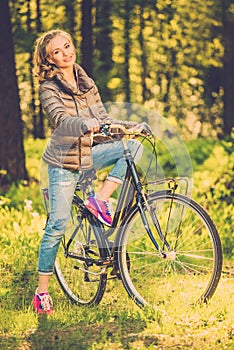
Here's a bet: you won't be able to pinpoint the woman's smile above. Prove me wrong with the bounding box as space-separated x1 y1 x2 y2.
63 55 73 62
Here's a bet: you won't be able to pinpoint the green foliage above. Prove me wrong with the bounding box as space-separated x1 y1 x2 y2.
193 136 234 258
24 137 47 180
186 138 217 170
0 191 45 311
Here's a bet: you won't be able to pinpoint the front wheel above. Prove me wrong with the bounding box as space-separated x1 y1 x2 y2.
118 192 222 308
54 201 107 306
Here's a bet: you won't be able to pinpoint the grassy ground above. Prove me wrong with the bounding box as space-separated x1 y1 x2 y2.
0 267 233 349
0 138 233 349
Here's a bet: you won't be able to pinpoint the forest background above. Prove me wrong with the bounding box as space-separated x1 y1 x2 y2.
0 0 233 183
0 0 233 349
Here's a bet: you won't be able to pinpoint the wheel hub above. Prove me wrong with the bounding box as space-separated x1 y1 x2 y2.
164 251 177 260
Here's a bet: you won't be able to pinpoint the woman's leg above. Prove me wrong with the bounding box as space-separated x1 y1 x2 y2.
38 166 77 292
97 180 119 201
38 275 50 294
85 139 143 226
92 139 143 194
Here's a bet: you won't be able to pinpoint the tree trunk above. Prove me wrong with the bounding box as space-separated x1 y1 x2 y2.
36 0 45 139
123 0 131 102
26 0 38 139
139 4 150 102
223 3 234 135
0 0 28 188
81 0 93 76
63 0 77 45
95 0 113 101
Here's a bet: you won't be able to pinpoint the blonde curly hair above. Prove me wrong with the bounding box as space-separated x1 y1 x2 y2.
33 29 74 83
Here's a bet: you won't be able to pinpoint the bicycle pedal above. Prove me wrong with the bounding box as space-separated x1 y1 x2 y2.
109 267 121 279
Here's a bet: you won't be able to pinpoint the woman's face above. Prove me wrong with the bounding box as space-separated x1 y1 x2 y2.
47 35 76 69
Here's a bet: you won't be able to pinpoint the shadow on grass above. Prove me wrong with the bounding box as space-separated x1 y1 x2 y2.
26 314 147 350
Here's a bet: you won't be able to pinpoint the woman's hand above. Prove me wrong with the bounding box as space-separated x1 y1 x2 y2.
129 122 153 135
82 119 100 134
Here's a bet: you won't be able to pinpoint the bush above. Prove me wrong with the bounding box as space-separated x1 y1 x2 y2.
193 138 234 258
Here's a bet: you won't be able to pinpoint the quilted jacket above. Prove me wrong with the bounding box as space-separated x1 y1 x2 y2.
40 64 137 170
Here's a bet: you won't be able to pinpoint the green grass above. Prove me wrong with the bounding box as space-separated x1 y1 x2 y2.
0 137 233 349
0 272 233 349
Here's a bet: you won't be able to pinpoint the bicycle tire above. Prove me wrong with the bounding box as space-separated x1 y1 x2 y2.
54 200 107 306
117 192 222 308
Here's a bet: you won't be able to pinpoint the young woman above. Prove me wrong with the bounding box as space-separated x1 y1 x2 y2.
32 29 144 314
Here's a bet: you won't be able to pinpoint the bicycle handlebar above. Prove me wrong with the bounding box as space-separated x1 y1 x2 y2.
97 123 154 139
81 121 154 139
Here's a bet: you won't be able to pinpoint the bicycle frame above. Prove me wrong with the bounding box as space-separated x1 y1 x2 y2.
68 129 174 264
106 136 172 255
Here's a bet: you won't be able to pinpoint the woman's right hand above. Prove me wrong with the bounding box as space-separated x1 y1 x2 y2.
82 119 100 134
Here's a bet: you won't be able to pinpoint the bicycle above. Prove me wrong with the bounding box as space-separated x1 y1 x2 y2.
45 123 222 309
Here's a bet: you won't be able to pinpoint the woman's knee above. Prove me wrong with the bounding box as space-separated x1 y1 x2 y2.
46 216 69 234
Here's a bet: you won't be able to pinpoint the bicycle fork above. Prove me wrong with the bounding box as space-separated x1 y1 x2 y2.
123 143 171 257
137 194 171 257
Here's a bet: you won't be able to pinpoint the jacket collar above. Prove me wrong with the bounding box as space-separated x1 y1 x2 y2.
55 63 94 95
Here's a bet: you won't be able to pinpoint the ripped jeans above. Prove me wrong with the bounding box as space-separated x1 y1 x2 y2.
38 139 143 274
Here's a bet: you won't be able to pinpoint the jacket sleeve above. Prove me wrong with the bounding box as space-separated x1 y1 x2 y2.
40 82 88 137
89 86 139 129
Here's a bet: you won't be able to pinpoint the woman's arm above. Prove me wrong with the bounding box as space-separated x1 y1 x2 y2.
40 81 89 137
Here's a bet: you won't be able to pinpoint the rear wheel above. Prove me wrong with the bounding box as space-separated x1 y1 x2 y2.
54 201 107 306
118 192 222 308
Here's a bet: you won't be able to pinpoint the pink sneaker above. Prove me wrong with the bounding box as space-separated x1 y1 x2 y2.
32 289 53 315
84 195 113 226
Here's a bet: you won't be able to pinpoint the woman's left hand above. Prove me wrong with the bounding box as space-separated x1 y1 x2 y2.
129 122 153 135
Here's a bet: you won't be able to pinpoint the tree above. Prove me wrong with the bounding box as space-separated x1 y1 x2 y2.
63 0 77 44
26 0 45 139
10 0 45 139
81 0 93 76
94 0 113 101
122 0 132 102
222 0 234 135
0 0 28 188
138 2 150 102
35 0 45 139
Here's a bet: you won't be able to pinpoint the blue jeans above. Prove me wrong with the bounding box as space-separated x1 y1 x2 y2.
38 139 143 274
